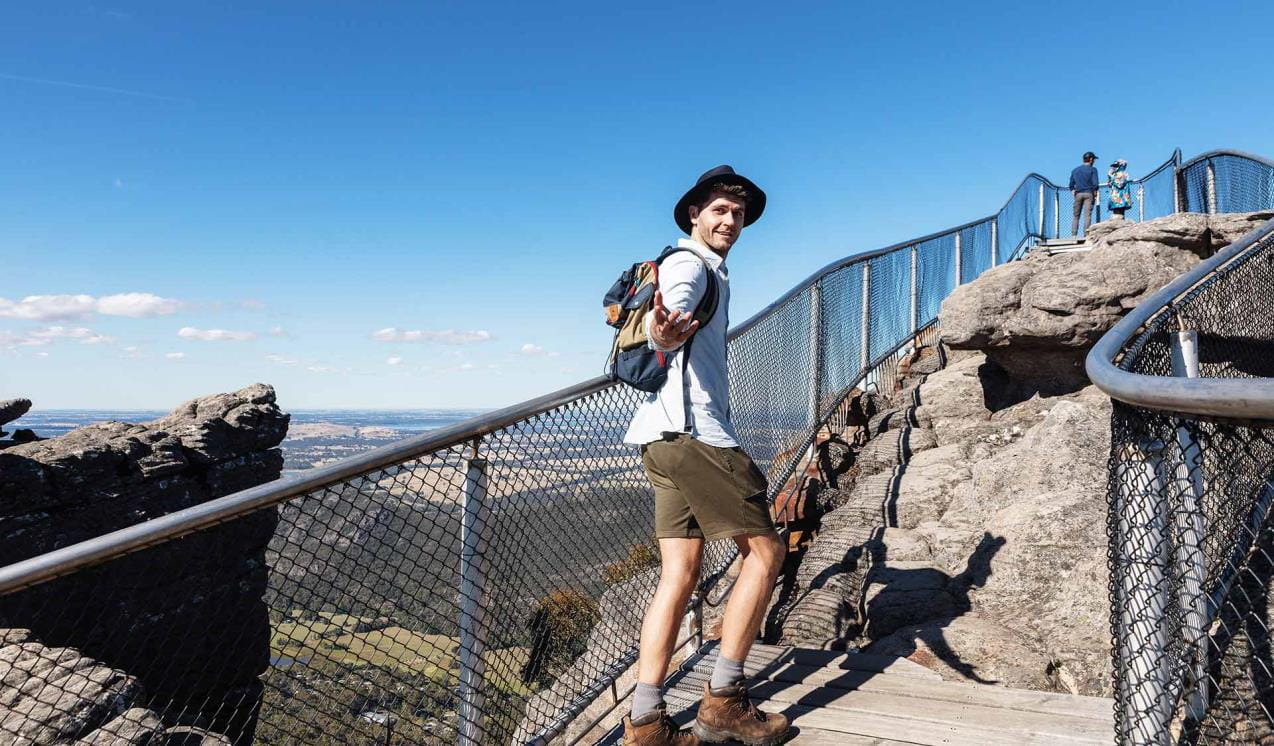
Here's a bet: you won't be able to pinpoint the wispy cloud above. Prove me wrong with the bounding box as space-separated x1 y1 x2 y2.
267 325 287 337
519 343 561 357
371 328 492 345
96 293 182 318
0 292 182 321
265 354 298 365
165 352 186 360
178 326 257 342
30 326 115 344
0 72 188 103
386 355 403 366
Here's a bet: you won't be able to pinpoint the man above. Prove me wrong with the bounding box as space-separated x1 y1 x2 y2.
621 166 790 746
1070 151 1100 237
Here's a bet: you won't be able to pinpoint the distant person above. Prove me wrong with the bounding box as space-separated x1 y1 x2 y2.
621 166 790 746
1070 151 1100 237
1108 159 1132 220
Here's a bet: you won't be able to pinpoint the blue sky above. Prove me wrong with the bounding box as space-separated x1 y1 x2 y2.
3 1 1271 409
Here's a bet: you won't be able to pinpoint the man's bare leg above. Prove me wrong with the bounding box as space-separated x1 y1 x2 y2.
717 531 785 671
635 537 705 692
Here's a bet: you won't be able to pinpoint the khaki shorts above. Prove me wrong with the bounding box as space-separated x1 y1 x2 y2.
640 433 776 541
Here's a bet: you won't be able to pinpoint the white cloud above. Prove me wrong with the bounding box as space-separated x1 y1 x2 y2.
0 331 50 348
97 292 182 317
0 292 182 321
178 326 257 342
0 295 96 321
265 354 298 365
165 352 185 360
519 342 561 357
12 326 114 345
121 345 143 358
267 325 287 337
371 328 492 345
34 351 49 358
307 365 337 373
459 362 476 370
386 355 403 366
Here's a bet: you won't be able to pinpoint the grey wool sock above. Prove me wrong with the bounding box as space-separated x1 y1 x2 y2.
710 654 746 690
631 682 665 721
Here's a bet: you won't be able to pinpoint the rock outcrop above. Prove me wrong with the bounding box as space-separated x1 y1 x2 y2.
0 397 31 438
771 213 1273 697
0 385 289 744
939 211 1274 391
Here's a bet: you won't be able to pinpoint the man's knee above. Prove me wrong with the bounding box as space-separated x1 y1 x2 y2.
738 532 786 575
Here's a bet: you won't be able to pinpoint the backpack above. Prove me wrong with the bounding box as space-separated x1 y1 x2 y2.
603 247 719 392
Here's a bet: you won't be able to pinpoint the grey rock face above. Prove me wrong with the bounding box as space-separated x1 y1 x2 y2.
0 384 288 745
939 211 1274 390
0 397 32 427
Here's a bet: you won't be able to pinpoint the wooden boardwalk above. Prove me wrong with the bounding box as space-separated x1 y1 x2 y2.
597 642 1113 745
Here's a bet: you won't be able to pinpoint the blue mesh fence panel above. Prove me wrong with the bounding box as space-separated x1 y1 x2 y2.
1139 162 1177 220
1213 154 1274 213
1180 160 1210 213
866 248 911 363
727 289 814 477
959 220 993 285
815 263 864 415
915 233 955 328
1042 186 1065 240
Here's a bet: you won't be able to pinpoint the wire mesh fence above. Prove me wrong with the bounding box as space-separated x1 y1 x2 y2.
0 148 1208 745
1103 153 1274 745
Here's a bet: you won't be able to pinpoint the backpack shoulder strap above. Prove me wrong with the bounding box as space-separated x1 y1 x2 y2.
655 246 719 326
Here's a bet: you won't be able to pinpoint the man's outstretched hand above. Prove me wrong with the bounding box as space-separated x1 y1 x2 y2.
650 289 699 349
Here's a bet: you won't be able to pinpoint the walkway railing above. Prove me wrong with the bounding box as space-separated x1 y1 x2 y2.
0 150 1181 745
1088 151 1274 745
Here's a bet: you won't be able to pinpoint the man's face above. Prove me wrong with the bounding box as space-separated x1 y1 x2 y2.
689 193 747 255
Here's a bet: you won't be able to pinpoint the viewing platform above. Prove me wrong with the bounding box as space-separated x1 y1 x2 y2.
599 643 1114 745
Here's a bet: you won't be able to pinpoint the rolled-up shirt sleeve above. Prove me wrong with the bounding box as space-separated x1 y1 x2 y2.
645 253 707 352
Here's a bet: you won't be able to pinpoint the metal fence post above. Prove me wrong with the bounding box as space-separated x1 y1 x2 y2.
953 231 962 286
1138 183 1146 223
1170 331 1210 723
1037 182 1045 236
1173 168 1182 213
909 244 919 334
459 454 490 746
990 220 998 267
1053 190 1060 238
808 282 822 427
1207 159 1217 213
859 265 871 375
1115 439 1173 746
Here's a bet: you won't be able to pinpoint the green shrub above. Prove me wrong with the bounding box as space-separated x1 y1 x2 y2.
602 541 660 586
520 589 600 686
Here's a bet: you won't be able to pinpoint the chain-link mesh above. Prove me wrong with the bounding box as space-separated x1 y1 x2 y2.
0 148 1206 745
1106 153 1274 745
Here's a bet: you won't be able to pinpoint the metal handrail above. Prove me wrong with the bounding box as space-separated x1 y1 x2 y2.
1086 216 1274 420
0 150 1186 596
1177 148 1274 172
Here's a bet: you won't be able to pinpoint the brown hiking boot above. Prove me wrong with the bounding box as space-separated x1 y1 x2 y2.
623 706 699 745
693 682 790 745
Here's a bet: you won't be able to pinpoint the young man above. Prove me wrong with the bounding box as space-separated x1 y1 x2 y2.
1070 151 1100 237
621 166 790 746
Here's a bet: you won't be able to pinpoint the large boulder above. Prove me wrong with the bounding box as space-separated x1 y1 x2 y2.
939 211 1274 391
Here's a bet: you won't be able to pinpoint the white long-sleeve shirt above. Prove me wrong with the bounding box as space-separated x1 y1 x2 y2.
623 238 738 448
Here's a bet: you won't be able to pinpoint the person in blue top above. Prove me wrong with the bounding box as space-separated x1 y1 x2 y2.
1108 159 1133 219
1069 151 1100 237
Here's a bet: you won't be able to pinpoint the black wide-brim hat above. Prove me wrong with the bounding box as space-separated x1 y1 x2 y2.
674 165 766 235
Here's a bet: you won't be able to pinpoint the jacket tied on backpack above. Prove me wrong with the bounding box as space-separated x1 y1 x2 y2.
615 239 739 448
